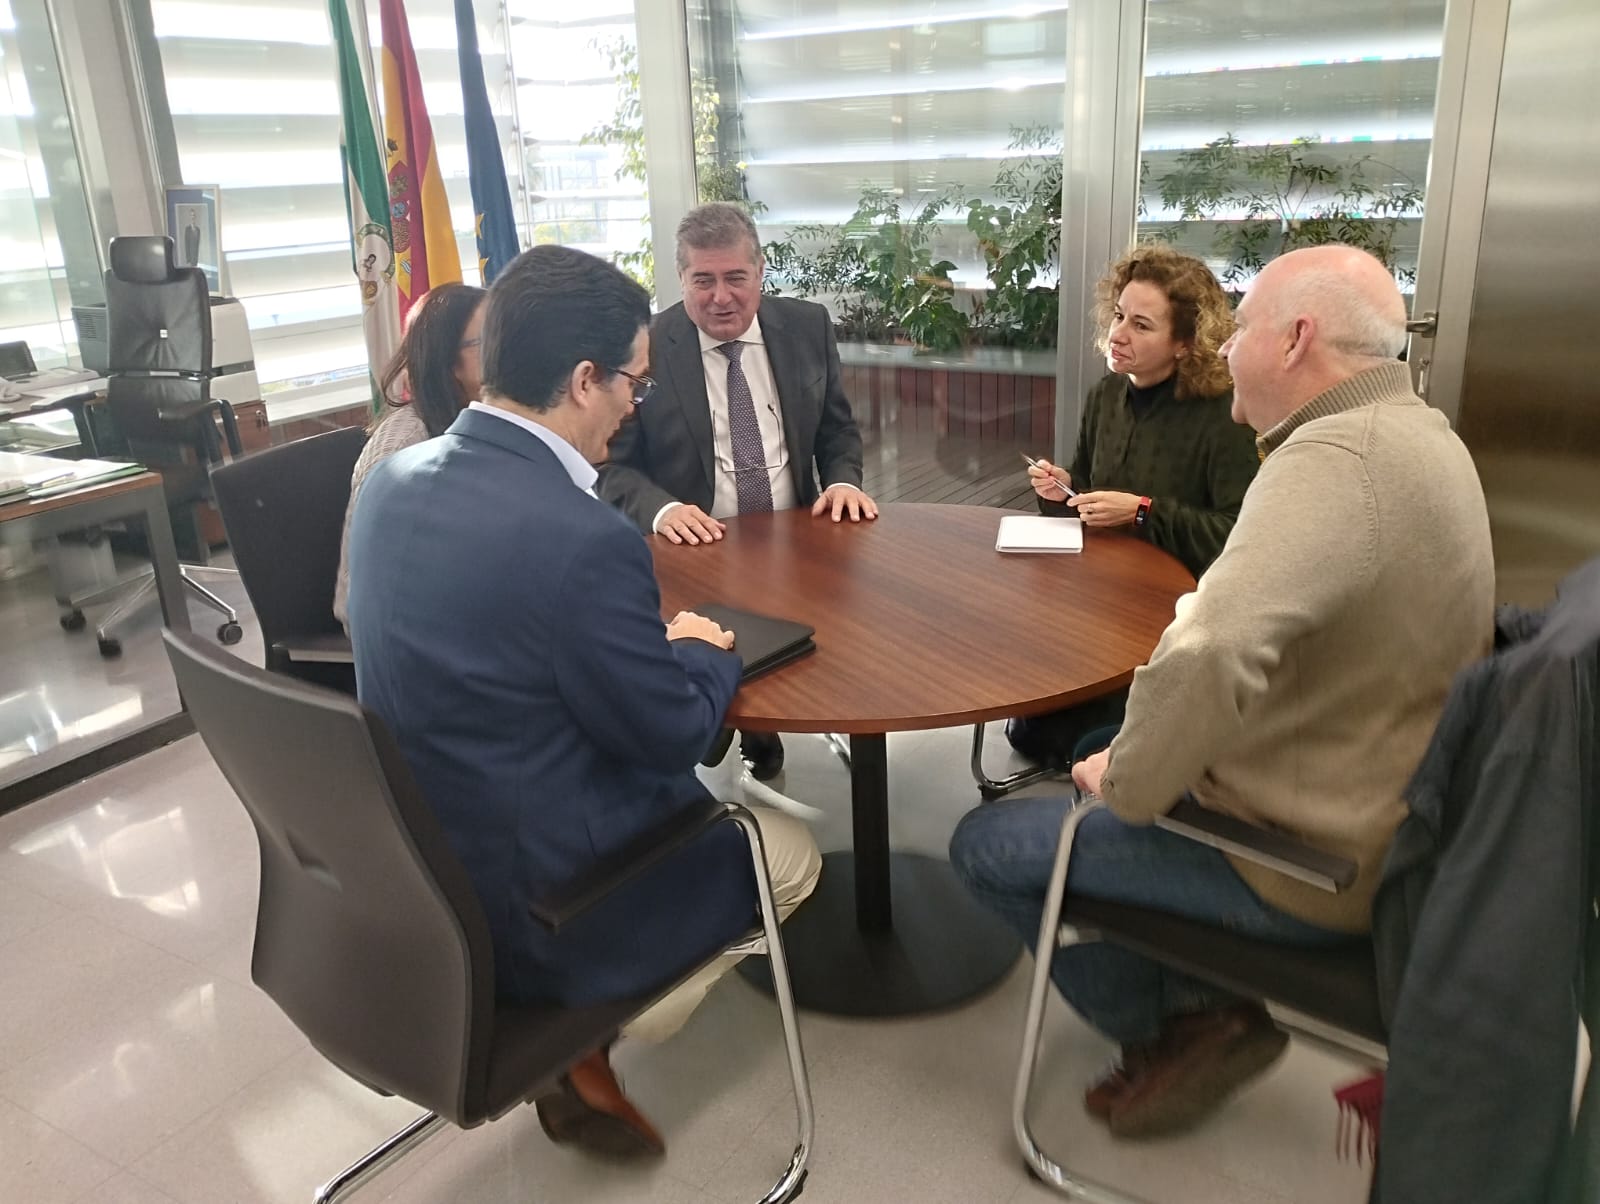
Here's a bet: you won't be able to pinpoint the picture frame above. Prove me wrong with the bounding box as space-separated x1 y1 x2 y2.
164 184 227 294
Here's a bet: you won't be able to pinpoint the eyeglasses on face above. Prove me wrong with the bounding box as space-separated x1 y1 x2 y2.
611 367 656 406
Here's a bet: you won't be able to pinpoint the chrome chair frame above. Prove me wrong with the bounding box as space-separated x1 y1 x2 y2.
311 801 814 1204
1013 794 1383 1202
91 560 239 647
971 720 1060 798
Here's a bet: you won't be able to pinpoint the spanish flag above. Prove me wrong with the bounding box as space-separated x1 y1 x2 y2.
379 0 461 321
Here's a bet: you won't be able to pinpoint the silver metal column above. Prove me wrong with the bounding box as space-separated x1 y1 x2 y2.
636 0 698 309
1053 0 1148 463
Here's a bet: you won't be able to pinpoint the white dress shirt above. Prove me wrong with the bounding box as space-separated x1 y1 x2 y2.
469 400 598 497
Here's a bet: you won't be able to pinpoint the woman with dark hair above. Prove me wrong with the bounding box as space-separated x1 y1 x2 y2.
333 282 486 629
1008 245 1259 767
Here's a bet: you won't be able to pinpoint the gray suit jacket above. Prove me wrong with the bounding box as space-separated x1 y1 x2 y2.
598 295 865 532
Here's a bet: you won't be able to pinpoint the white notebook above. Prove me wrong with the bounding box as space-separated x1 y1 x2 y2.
996 515 1083 553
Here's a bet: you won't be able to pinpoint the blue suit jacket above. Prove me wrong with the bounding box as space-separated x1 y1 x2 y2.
347 407 755 1006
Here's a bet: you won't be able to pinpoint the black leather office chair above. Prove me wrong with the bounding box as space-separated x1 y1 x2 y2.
163 628 814 1204
210 427 364 692
90 235 243 657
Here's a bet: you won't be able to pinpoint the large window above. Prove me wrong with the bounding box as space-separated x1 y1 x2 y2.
148 0 522 390
506 1 648 277
1137 0 1444 301
0 0 97 366
688 0 1070 507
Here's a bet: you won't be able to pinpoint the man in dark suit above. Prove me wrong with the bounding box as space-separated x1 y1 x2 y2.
347 244 819 1158
182 213 201 267
599 201 878 779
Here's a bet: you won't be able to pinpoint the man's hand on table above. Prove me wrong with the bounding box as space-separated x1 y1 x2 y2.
665 611 734 650
811 484 879 523
1072 748 1109 798
656 503 726 546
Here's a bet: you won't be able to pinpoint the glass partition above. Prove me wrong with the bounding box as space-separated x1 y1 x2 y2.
0 0 95 365
1137 0 1447 306
687 0 1070 507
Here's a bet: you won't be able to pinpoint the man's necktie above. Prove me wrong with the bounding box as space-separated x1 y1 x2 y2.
718 341 774 514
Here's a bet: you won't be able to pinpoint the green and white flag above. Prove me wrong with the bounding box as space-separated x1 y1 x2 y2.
329 0 401 412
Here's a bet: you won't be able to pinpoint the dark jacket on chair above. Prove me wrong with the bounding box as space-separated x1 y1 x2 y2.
346 407 756 1007
1372 557 1600 1204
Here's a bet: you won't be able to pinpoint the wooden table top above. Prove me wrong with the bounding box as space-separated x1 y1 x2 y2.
0 470 162 525
651 502 1195 734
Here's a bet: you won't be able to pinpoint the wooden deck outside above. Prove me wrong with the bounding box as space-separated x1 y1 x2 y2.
844 361 1052 510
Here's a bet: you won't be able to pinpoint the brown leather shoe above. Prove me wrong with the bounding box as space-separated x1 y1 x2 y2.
535 1049 665 1158
1084 1040 1161 1120
1106 1003 1288 1139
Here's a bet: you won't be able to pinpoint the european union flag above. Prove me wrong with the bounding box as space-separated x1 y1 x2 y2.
454 0 519 283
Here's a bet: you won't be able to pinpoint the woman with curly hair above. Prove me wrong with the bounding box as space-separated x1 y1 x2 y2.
333 282 486 630
1009 245 1258 767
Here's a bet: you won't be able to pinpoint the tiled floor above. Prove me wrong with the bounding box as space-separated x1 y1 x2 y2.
0 723 1379 1204
0 546 256 793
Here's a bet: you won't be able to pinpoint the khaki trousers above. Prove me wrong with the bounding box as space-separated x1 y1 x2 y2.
622 805 821 1042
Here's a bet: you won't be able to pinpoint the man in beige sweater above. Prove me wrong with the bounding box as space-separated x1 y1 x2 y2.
951 246 1494 1138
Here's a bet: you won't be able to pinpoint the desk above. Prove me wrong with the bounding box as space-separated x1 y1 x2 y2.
652 503 1193 1016
0 468 192 816
0 383 103 453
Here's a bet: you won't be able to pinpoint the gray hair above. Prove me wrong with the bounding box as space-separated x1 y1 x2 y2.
1270 264 1408 360
675 202 762 272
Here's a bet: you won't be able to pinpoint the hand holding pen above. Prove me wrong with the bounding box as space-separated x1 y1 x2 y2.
1021 453 1077 500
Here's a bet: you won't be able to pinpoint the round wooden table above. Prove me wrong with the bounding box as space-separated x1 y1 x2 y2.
651 502 1194 1016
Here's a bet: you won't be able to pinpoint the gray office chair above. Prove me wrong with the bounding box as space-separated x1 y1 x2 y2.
1013 792 1379 1202
78 235 242 657
163 627 814 1204
210 427 364 691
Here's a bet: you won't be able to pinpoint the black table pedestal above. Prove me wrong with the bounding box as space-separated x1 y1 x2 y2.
736 732 1021 1016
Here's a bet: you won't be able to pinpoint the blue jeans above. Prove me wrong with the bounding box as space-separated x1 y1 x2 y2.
950 797 1356 1044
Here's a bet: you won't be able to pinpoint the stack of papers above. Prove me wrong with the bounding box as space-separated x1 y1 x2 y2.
996 515 1083 553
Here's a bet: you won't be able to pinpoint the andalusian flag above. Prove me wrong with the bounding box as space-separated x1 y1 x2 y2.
454 0 518 282
330 0 401 410
380 0 461 320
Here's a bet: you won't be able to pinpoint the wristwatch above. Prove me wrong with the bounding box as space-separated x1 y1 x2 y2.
1134 496 1152 528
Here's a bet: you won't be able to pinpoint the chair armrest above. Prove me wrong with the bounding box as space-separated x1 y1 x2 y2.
1153 796 1358 894
206 399 242 457
529 799 731 933
273 634 354 664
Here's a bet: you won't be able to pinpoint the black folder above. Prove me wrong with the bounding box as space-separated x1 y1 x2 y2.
691 603 816 681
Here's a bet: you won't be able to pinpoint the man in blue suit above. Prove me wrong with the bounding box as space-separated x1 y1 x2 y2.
347 244 819 1158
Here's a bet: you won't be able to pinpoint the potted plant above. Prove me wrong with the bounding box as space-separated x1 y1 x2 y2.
1146 133 1425 289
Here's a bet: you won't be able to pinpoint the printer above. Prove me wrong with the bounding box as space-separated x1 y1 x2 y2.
207 296 259 410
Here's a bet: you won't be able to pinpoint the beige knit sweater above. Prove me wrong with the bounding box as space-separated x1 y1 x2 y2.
1100 362 1495 932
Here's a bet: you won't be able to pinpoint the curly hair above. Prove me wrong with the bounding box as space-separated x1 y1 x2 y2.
1094 244 1233 401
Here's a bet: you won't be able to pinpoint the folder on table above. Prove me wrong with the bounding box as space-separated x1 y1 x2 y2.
995 515 1083 553
24 458 147 499
0 452 142 501
690 603 816 681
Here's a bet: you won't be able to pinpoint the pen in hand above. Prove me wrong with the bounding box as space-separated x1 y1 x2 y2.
1020 453 1078 499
